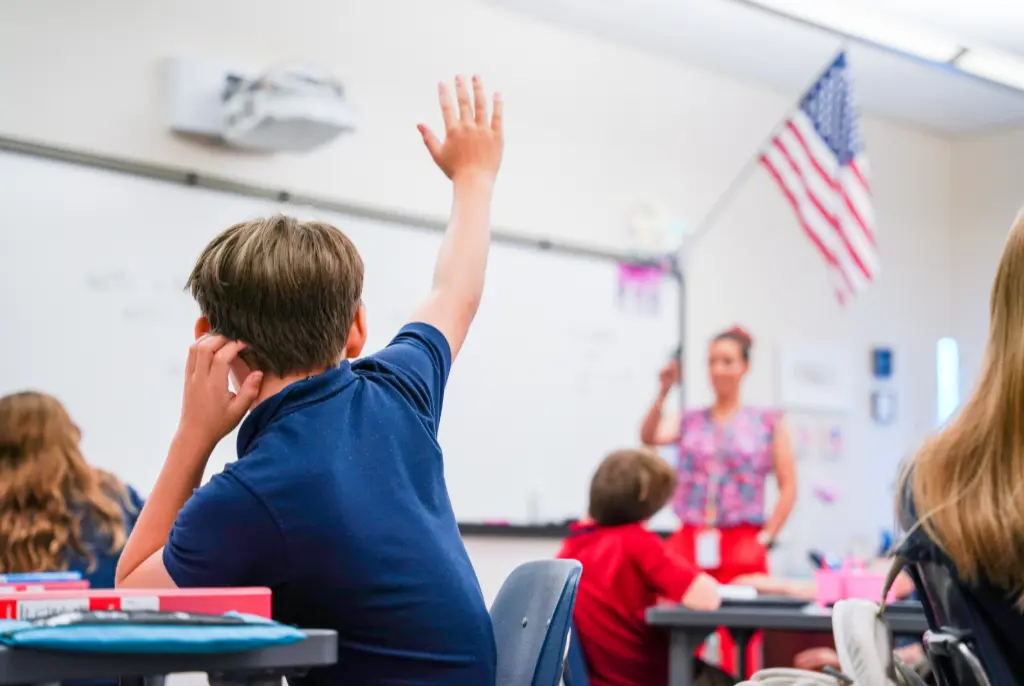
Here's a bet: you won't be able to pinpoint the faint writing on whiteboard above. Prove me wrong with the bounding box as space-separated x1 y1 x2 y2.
85 269 195 323
85 269 186 295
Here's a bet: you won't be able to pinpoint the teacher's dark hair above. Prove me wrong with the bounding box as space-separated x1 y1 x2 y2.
588 449 676 527
713 325 754 363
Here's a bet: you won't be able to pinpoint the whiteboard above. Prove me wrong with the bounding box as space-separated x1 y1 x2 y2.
0 151 680 524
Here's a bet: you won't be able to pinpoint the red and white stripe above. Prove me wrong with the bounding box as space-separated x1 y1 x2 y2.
0 587 271 620
760 110 878 303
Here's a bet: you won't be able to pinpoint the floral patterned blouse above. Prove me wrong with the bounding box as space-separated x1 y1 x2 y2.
673 407 780 527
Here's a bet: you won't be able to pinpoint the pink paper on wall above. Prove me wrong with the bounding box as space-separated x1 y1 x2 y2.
813 483 838 503
617 258 671 314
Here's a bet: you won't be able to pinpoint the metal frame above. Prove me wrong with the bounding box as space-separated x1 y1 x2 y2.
0 135 644 266
924 628 993 686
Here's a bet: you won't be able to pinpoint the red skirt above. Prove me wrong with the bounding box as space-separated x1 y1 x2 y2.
667 524 768 678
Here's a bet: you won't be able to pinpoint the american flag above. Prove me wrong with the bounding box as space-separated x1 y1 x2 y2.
761 52 878 303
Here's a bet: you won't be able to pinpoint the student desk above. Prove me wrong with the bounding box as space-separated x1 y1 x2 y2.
0 628 336 686
646 603 927 686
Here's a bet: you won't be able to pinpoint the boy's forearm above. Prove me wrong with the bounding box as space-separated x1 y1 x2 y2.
115 432 213 585
432 175 494 307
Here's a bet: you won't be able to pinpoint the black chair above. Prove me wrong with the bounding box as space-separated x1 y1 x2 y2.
489 559 582 686
905 560 1017 686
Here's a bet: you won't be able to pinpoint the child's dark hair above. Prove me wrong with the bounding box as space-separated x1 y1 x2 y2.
712 325 754 363
588 449 677 526
186 215 364 376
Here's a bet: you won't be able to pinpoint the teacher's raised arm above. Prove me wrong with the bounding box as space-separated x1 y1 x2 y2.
639 355 682 446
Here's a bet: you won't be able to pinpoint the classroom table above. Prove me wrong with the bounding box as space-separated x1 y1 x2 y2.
0 628 337 686
646 602 927 686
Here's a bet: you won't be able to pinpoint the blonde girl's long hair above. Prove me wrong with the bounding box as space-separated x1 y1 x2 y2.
898 211 1024 604
0 391 132 573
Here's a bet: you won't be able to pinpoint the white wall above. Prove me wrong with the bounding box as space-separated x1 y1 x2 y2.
950 128 1024 394
0 0 955 588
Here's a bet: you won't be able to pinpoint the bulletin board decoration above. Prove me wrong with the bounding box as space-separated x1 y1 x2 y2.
776 344 854 412
616 256 676 315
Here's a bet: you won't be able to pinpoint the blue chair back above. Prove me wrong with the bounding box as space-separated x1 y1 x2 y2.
489 559 582 686
563 622 590 686
907 560 1017 686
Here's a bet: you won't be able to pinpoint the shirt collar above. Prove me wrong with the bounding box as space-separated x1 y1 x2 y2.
568 520 598 536
237 361 357 455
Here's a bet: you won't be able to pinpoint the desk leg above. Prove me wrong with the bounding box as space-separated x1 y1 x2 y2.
731 630 754 678
668 630 698 686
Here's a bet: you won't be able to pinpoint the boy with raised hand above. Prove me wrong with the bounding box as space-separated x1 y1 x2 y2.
115 75 503 686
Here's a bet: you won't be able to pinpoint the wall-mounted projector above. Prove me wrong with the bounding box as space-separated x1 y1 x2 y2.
165 57 357 153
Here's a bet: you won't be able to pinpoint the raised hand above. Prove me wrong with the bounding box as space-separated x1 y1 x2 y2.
178 334 263 451
659 359 682 394
418 75 503 184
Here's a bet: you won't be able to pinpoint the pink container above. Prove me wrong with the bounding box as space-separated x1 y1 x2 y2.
843 571 898 603
814 569 843 606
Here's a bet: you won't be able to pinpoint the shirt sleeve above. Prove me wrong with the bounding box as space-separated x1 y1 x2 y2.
355 322 453 431
163 471 287 588
631 529 700 600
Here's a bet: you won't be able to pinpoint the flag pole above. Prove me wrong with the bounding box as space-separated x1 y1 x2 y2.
675 45 846 409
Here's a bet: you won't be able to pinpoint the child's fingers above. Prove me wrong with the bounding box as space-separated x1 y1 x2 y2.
491 92 503 134
438 82 456 132
229 371 264 416
211 340 248 376
193 334 230 375
185 342 199 378
454 75 472 123
472 75 487 126
417 124 442 161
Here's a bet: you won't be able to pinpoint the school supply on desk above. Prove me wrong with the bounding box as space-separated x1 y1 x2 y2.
0 572 82 583
721 593 810 609
0 581 90 592
807 550 841 571
0 610 304 653
0 588 272 620
717 584 758 602
814 559 897 606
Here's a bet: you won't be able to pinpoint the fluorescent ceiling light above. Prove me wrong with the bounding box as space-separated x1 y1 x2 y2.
956 48 1024 91
745 0 963 63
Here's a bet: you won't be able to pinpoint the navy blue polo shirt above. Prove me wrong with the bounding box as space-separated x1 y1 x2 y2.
163 323 496 686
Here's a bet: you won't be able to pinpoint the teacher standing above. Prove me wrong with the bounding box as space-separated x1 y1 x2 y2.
640 326 797 676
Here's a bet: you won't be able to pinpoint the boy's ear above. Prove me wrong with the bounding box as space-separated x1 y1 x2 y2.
344 305 367 359
194 316 211 340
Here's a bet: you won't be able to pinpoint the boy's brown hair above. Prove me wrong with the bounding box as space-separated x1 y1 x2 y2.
588 448 677 526
186 215 364 376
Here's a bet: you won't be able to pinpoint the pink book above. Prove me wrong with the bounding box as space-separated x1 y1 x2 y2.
0 587 272 620
0 581 90 593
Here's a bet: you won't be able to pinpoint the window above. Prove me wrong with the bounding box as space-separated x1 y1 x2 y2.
936 338 960 425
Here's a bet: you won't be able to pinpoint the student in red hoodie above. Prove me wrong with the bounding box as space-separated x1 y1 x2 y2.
556 449 739 686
